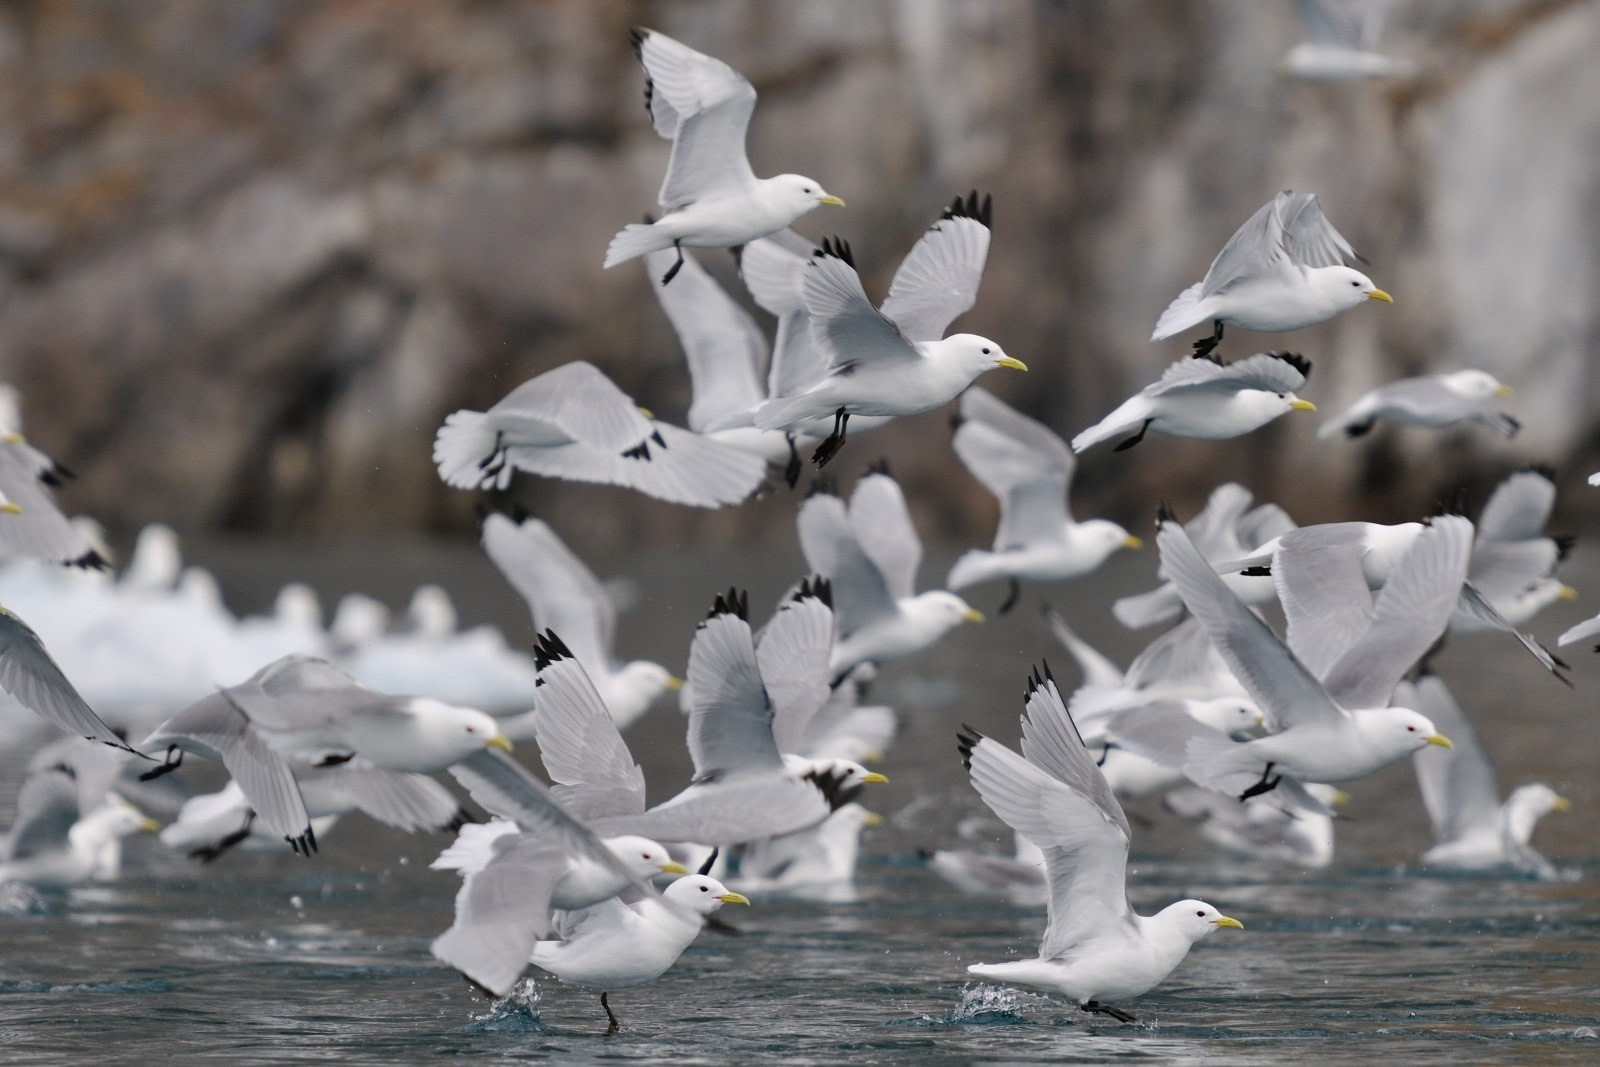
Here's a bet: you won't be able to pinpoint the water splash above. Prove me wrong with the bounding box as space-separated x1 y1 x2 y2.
904 983 1059 1026
455 978 546 1034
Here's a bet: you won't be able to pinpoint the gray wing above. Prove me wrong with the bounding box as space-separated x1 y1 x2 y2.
302 764 466 834
4 767 80 861
0 608 135 752
1402 675 1502 845
879 194 992 343
431 832 569 996
955 387 1075 548
738 230 831 400
501 420 766 508
1016 669 1131 840
632 28 758 209
1198 194 1294 296
1121 616 1221 693
1147 352 1308 398
1184 482 1255 559
1237 502 1298 549
645 247 768 433
487 362 653 453
1475 470 1556 546
1274 524 1379 679
1458 581 1566 676
1320 516 1473 710
960 726 1135 959
25 735 133 815
685 601 783 777
803 249 922 372
796 490 897 634
1043 605 1124 690
1158 514 1347 729
481 513 614 680
759 586 836 756
142 690 314 852
594 773 832 845
1279 192 1358 268
1101 701 1230 772
530 633 647 821
848 471 922 603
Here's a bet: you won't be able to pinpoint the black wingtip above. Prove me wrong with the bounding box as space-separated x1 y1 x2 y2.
510 502 533 524
697 846 719 877
940 189 993 228
71 549 109 571
1156 499 1178 526
1554 534 1576 561
804 473 838 499
708 588 749 622
795 575 833 608
814 235 854 268
865 457 892 478
534 629 576 671
629 26 649 59
1433 485 1471 519
1268 351 1312 381
956 725 983 770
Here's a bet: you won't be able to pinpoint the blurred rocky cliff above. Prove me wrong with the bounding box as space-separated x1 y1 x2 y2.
1 0 1596 553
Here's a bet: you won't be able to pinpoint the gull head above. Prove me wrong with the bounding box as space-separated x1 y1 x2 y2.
603 834 689 879
1316 265 1392 310
616 659 681 702
78 793 162 844
786 754 889 792
1237 388 1316 428
941 334 1027 380
1442 369 1512 399
665 874 751 915
1361 706 1451 756
769 173 845 213
1157 899 1244 943
380 699 513 771
1076 519 1141 563
1185 697 1266 737
1509 783 1571 820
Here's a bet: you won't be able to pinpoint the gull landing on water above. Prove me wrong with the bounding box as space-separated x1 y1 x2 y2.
1152 190 1391 359
605 28 843 286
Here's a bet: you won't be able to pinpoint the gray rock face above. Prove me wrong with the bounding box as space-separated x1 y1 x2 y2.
0 0 1595 546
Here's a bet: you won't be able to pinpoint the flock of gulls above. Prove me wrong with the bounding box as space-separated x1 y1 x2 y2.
0 14 1589 1035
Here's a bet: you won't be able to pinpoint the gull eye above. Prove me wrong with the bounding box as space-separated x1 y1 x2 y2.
1196 910 1206 917
981 347 991 355
1352 280 1361 287
803 186 813 193
1406 726 1416 732
1276 393 1286 399
699 885 709 893
466 725 477 734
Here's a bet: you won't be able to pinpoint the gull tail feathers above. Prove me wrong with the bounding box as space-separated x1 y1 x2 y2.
1182 733 1266 795
605 222 674 269
433 411 508 490
754 393 820 432
1152 281 1208 340
431 924 530 999
946 549 1001 592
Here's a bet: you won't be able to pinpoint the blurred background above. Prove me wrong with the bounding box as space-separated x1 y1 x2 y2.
0 0 1596 567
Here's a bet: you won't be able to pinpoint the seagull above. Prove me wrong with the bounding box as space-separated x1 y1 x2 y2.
959 667 1242 1024
1151 191 1391 357
1072 352 1316 453
923 830 1048 908
432 360 767 508
731 803 881 901
530 597 880 848
1105 507 1463 807
139 655 513 854
1317 370 1517 440
1111 482 1292 629
797 467 983 675
1402 671 1570 879
1163 784 1344 869
605 28 843 285
754 193 1026 468
0 764 158 886
946 387 1141 613
0 606 138 753
0 385 107 568
480 511 680 731
1282 0 1414 81
527 872 750 1032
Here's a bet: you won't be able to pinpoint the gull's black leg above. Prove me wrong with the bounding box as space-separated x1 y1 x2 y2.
139 745 183 781
190 810 257 863
998 578 1021 616
1082 1000 1138 1024
1190 319 1225 360
601 991 620 1033
1239 761 1281 801
660 240 685 286
784 433 803 489
1113 419 1153 452
810 408 850 467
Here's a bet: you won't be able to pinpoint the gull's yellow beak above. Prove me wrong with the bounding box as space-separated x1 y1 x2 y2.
1330 788 1352 807
1557 585 1578 602
818 194 846 208
716 891 751 906
1290 399 1317 412
138 816 161 833
1213 916 1244 930
861 810 884 827
659 860 690 876
1367 289 1394 303
860 771 889 785
1122 534 1143 550
962 608 985 624
0 501 21 515
664 675 684 691
636 406 654 419
1494 384 1514 397
487 734 514 752
1425 733 1453 749
997 356 1028 372
1552 795 1572 812
1 432 24 445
